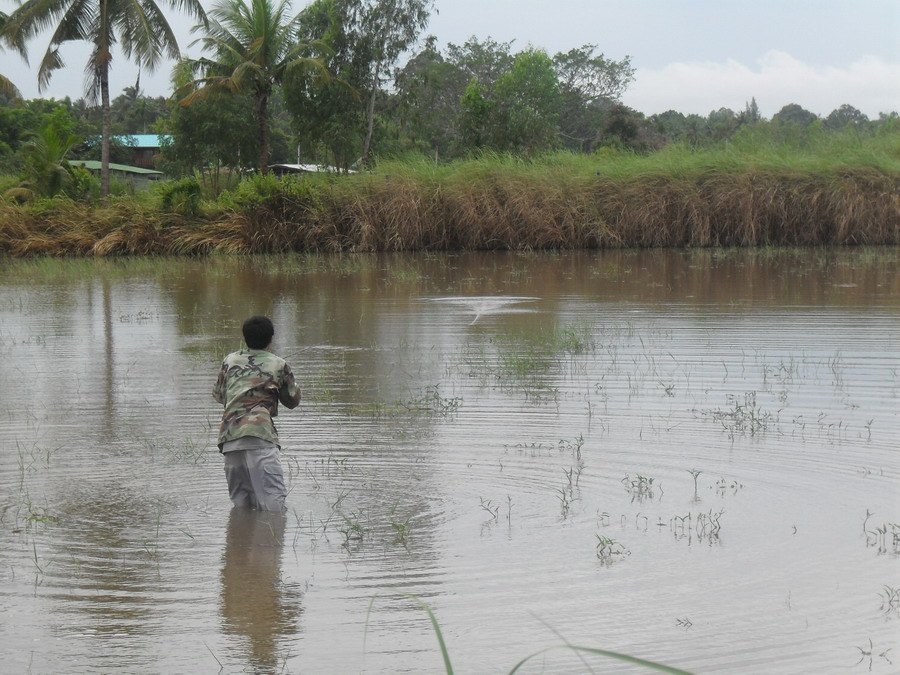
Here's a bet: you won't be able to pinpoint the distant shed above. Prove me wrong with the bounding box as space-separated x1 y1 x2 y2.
269 163 356 176
117 134 169 169
71 160 165 191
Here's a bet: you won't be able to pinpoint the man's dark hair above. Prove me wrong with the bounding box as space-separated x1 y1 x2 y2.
243 315 274 349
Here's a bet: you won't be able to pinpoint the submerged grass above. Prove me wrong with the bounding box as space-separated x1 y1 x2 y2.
1 133 898 256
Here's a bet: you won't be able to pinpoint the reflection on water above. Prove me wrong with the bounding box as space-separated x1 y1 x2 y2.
0 248 897 674
221 509 300 673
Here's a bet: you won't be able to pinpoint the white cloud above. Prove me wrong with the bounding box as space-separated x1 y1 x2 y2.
622 51 900 119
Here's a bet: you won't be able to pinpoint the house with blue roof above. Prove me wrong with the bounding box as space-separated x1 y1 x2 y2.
111 134 170 169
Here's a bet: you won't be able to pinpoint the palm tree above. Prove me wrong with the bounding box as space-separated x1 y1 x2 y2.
0 73 21 99
1 0 206 196
179 0 331 174
0 12 23 99
0 74 20 99
4 122 79 202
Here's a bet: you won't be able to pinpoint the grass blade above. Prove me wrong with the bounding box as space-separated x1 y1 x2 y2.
508 645 693 674
365 589 454 675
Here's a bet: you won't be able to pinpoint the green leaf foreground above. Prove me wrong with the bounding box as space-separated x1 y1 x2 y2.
508 645 693 674
367 589 693 675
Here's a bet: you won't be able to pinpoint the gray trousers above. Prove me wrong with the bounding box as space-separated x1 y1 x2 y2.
223 445 287 511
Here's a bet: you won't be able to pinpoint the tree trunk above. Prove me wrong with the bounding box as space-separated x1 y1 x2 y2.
100 63 111 197
360 60 383 169
257 92 269 175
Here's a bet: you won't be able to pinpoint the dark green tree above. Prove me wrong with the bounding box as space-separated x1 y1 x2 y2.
490 48 561 153
458 77 491 151
391 35 514 159
159 87 258 188
739 97 762 124
772 103 818 127
445 36 514 89
391 35 469 158
707 107 740 141
290 0 366 169
824 104 869 130
553 44 634 152
596 103 643 150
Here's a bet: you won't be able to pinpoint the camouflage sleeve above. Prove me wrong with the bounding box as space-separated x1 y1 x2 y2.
212 362 227 405
279 363 301 409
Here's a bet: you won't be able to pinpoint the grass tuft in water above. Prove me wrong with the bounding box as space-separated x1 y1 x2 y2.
595 535 630 563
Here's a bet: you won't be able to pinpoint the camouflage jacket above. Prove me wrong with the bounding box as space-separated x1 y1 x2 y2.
213 349 301 450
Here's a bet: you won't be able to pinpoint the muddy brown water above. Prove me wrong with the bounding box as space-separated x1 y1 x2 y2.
0 248 898 674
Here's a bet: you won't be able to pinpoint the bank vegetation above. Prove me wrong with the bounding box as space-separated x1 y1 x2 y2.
1 128 898 257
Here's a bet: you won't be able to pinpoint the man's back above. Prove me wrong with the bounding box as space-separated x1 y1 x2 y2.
213 348 301 449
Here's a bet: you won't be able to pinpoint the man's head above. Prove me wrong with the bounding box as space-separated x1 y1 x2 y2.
242 315 274 350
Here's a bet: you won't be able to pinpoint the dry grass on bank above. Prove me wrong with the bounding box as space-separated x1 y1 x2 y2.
1 157 897 256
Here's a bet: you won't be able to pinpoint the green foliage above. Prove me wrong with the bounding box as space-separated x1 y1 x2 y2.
5 111 81 201
376 120 900 182
597 104 659 153
392 38 634 159
390 36 469 159
109 87 167 135
224 172 330 214
458 78 492 150
0 173 19 194
216 172 286 209
68 166 101 201
289 0 365 168
342 0 434 165
289 0 433 168
553 44 635 153
446 36 515 88
159 87 259 183
463 60 566 152
155 176 203 215
491 49 561 154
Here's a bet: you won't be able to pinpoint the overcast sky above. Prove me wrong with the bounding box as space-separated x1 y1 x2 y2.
3 0 898 118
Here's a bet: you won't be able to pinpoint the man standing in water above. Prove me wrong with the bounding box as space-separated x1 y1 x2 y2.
213 316 301 511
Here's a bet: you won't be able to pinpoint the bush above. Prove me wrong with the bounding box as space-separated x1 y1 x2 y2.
156 176 203 216
66 166 101 202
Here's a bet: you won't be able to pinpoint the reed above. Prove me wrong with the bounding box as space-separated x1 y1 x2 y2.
1 131 897 256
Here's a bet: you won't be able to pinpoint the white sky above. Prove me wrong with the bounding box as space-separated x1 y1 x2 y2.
3 0 899 118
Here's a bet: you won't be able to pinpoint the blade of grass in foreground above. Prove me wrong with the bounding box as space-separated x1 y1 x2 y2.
365 589 454 675
508 645 694 674
367 590 694 674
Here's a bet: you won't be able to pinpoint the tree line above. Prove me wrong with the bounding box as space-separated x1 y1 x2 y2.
2 0 897 201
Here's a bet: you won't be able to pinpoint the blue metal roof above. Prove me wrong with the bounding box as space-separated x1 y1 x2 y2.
112 134 170 148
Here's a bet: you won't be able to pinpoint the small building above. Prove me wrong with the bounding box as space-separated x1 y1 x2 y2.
268 163 356 176
112 134 170 169
70 160 165 191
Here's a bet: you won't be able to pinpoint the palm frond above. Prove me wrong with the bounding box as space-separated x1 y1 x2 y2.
0 72 22 99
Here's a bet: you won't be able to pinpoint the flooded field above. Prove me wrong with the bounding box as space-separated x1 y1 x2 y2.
0 248 898 674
